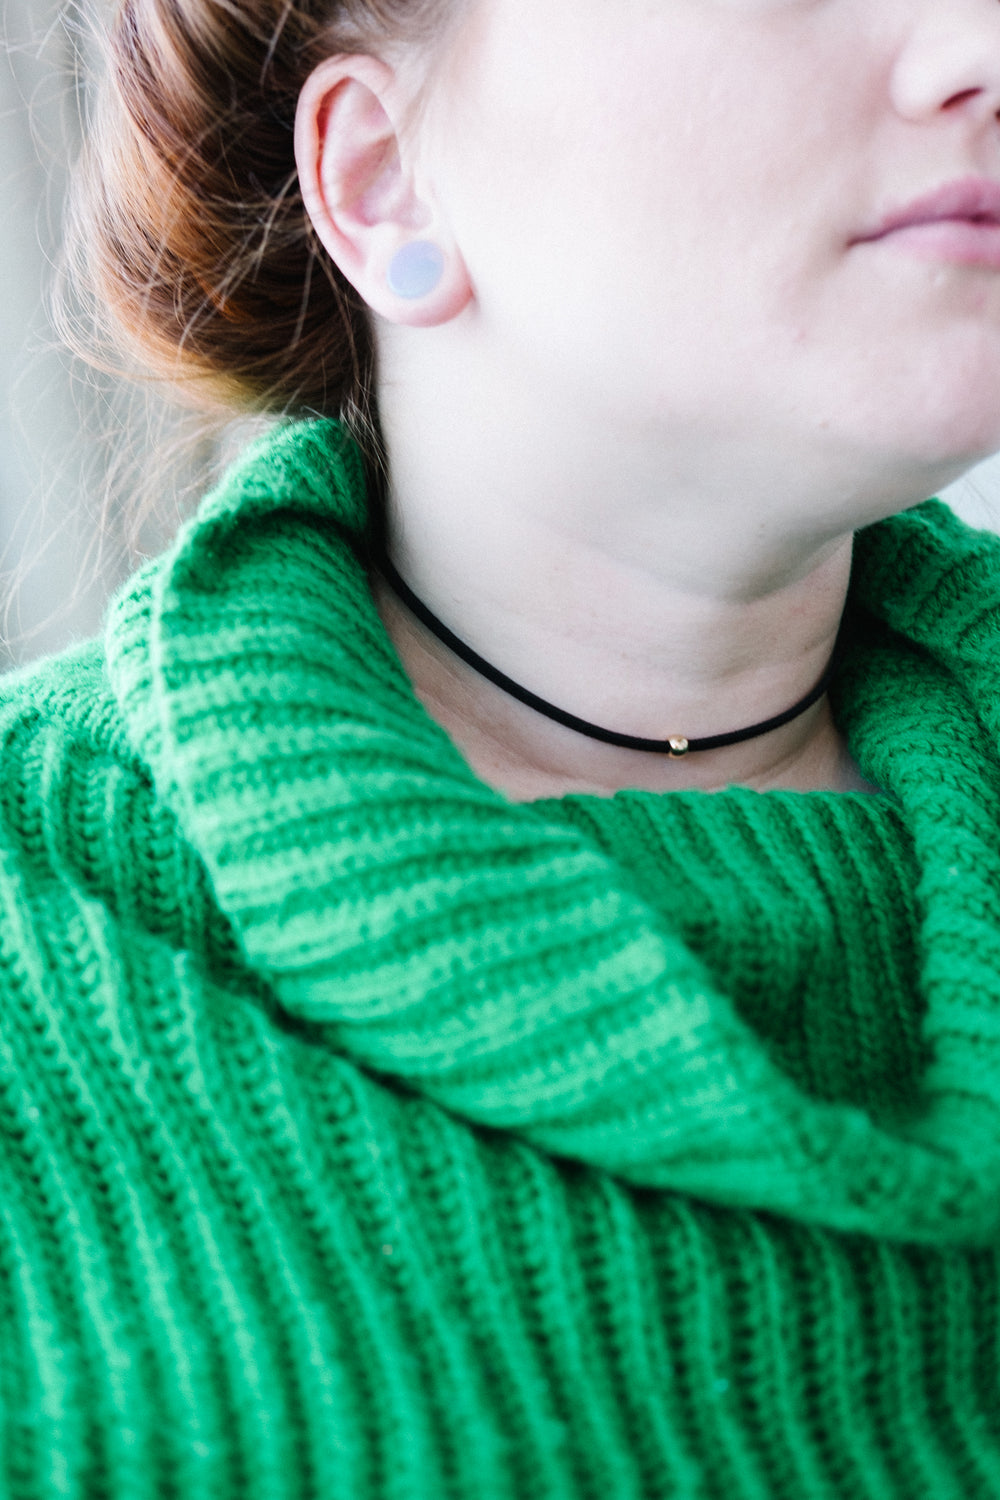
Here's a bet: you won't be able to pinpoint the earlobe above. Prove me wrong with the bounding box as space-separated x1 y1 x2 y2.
387 241 446 299
294 55 472 328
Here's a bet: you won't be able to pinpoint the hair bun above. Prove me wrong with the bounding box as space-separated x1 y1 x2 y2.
62 0 437 440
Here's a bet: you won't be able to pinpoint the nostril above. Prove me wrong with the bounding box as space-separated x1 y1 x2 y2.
943 87 983 110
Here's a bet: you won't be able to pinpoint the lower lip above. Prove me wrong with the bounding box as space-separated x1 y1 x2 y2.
865 219 1000 268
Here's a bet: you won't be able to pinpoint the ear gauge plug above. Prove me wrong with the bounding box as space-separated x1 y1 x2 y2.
387 240 445 299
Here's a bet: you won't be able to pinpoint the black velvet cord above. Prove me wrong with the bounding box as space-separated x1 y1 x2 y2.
377 551 836 758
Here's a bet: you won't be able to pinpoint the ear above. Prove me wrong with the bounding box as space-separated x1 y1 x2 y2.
294 55 472 328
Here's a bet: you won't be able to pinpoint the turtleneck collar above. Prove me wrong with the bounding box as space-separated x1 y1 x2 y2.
106 418 1000 1248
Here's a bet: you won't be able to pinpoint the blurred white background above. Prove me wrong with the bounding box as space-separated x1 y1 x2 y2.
1 0 217 671
3 1 1000 671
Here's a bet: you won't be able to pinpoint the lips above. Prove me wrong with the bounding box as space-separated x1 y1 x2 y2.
857 177 1000 243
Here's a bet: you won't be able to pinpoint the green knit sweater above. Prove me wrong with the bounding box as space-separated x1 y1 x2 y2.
1 418 999 1499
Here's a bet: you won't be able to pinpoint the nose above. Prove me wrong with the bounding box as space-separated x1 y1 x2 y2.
891 1 1000 126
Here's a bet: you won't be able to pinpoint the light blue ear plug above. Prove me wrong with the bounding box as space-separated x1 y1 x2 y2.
387 240 445 300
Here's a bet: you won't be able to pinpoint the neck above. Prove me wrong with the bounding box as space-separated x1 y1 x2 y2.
373 514 868 800
372 331 894 800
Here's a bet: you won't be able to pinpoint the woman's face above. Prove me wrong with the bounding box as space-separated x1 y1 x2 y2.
421 0 1000 486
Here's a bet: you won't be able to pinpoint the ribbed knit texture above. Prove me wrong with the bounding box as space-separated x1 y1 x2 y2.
0 417 998 1497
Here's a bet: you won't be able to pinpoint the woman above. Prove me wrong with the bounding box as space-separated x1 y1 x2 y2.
2 0 1000 1493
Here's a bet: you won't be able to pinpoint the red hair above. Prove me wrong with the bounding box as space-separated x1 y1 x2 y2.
63 0 449 444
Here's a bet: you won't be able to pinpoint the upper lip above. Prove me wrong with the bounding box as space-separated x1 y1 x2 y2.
856 176 1000 242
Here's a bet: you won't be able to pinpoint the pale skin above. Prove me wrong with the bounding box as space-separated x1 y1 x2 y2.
295 0 1000 800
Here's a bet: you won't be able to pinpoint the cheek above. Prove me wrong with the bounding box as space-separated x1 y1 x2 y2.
429 1 883 417
438 42 824 327
432 6 729 271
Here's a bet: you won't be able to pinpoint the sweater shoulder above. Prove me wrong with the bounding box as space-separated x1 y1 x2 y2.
0 631 236 971
0 636 127 750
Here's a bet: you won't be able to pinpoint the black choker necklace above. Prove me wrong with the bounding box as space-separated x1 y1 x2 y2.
377 552 836 759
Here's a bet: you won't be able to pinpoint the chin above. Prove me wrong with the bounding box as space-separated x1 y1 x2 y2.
815 421 1000 530
901 422 1000 481
908 348 1000 463
820 319 1000 475
882 440 1000 509
855 389 1000 485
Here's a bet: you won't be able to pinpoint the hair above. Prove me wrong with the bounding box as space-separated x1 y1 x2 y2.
61 0 452 456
